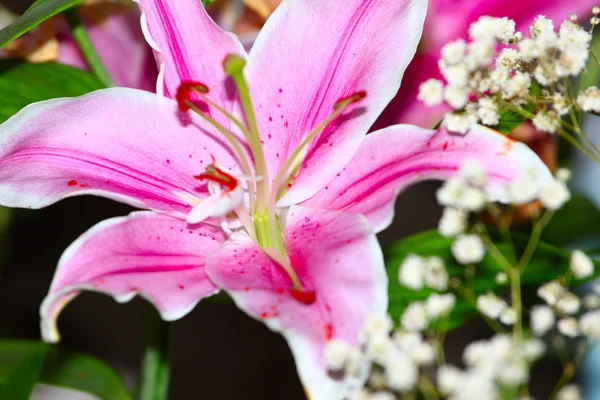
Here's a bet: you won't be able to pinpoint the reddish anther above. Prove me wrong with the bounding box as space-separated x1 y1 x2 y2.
289 289 317 305
67 179 78 186
194 165 238 191
334 90 368 109
176 81 210 112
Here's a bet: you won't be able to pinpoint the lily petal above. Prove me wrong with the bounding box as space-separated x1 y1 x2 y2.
0 87 240 215
41 211 226 343
206 206 386 400
133 0 247 125
246 0 427 206
302 124 553 232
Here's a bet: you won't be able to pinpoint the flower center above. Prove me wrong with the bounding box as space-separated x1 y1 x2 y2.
177 54 366 295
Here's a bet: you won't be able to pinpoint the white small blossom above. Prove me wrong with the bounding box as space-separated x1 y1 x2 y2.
440 62 469 87
531 305 555 336
360 314 393 343
495 272 508 284
437 178 465 207
346 347 368 377
444 84 469 108
324 339 351 370
530 16 554 38
348 389 370 400
522 338 546 361
496 48 520 69
518 38 540 62
424 256 449 290
452 234 485 264
478 96 500 126
425 293 456 318
365 334 394 364
538 281 566 305
557 317 580 337
418 79 444 106
534 64 558 86
539 180 571 210
579 310 600 340
369 392 395 400
556 168 572 182
557 384 582 400
398 254 426 290
410 341 436 366
457 186 486 211
468 39 495 68
570 250 594 279
508 175 540 204
584 294 600 309
438 207 467 237
552 93 571 116
441 39 467 64
437 365 464 394
500 307 518 325
504 71 532 99
555 292 581 315
401 302 429 332
533 111 560 133
499 361 528 385
477 292 507 319
443 112 472 134
463 340 492 367
577 86 600 112
368 370 387 390
385 348 418 391
459 159 487 187
498 17 517 43
392 331 421 351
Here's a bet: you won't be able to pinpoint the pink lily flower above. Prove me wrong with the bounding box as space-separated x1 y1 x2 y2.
374 0 600 130
0 0 552 398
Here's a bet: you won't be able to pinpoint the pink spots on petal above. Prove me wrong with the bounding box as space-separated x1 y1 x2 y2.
324 323 333 340
179 285 185 290
244 286 250 292
67 180 78 186
166 159 171 164
284 121 289 128
278 88 283 93
269 117 273 122
79 183 91 188
276 287 284 294
260 312 268 319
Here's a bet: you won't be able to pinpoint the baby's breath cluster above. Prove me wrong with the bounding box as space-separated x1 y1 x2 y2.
418 11 600 147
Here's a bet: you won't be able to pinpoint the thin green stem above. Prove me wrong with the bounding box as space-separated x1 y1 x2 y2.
65 8 115 88
517 211 554 274
139 305 171 400
509 268 523 343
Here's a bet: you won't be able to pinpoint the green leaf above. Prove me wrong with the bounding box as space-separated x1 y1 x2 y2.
0 60 104 123
0 0 83 48
540 195 600 245
384 230 600 332
0 340 131 400
0 341 49 400
41 347 132 400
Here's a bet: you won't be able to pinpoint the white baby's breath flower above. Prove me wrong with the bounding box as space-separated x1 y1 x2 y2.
441 39 467 64
522 338 546 361
518 38 539 61
437 365 464 395
570 250 594 279
533 111 560 133
577 86 600 112
538 281 566 305
401 302 429 332
503 71 532 99
495 272 508 284
584 294 600 309
556 168 572 182
365 333 393 364
409 341 436 366
444 84 469 108
437 178 465 206
424 256 449 291
385 348 419 391
418 79 444 106
368 370 387 390
425 293 456 318
398 254 426 290
452 234 485 264
443 112 472 134
468 39 495 68
500 307 518 325
531 305 555 336
508 175 540 204
534 64 558 86
459 159 487 187
555 292 581 315
348 389 370 400
557 384 582 400
552 93 571 116
361 314 393 343
324 339 351 370
498 361 528 385
539 180 571 210
477 292 507 319
463 339 492 367
478 96 500 126
440 62 469 87
368 392 396 400
530 15 554 38
457 186 486 211
496 48 520 69
557 317 580 337
469 16 504 41
438 207 467 237
579 310 600 340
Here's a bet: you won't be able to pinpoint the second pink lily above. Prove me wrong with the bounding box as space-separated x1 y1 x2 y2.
0 0 552 398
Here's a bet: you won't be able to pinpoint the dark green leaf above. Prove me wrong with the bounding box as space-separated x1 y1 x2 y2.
0 340 131 400
385 230 600 331
540 195 600 245
0 60 104 123
0 0 83 48
41 347 132 400
0 341 48 400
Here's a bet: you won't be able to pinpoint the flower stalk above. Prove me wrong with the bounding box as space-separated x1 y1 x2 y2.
139 305 171 400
